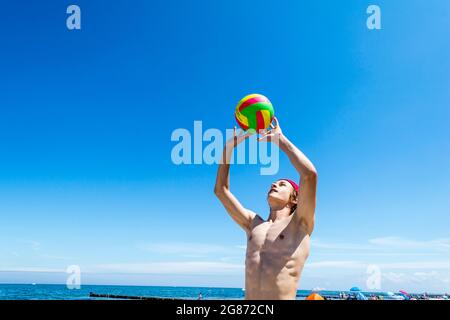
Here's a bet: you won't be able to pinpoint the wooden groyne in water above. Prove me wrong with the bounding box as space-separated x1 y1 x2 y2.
89 292 184 300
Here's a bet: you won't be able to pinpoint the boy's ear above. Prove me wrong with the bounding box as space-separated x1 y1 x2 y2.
290 192 298 205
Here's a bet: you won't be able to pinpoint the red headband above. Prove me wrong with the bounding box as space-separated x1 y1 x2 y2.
280 179 299 192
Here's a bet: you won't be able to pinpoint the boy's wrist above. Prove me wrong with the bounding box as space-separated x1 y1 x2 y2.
276 133 287 146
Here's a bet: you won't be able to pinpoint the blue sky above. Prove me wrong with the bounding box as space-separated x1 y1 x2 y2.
0 0 450 292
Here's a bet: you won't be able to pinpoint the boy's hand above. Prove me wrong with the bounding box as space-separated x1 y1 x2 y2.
258 117 283 144
225 126 254 149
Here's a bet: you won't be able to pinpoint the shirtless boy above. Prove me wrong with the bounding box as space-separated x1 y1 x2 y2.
214 117 317 300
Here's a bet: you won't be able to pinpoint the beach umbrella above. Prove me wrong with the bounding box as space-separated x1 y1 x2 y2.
350 287 361 292
306 293 325 300
399 290 410 299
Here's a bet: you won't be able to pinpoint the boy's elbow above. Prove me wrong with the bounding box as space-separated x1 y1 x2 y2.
304 168 318 180
214 186 225 196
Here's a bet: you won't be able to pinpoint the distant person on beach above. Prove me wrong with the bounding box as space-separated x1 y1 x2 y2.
214 117 317 300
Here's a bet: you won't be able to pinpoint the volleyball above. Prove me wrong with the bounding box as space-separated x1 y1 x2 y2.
234 94 274 132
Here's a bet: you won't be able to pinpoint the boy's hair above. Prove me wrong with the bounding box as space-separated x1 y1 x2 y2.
289 189 298 214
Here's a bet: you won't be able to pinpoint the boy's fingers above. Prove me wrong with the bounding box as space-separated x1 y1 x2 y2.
273 117 279 127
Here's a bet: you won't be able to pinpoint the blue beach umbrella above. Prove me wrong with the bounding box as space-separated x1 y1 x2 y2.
350 287 361 292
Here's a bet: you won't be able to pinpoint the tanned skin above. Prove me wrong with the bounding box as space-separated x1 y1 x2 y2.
214 117 317 300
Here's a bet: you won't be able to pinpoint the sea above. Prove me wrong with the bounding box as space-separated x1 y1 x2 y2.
0 284 355 300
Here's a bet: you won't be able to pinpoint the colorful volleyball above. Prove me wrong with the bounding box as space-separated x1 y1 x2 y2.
234 94 274 131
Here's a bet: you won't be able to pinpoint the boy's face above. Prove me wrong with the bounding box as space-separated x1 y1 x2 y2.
267 179 295 206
